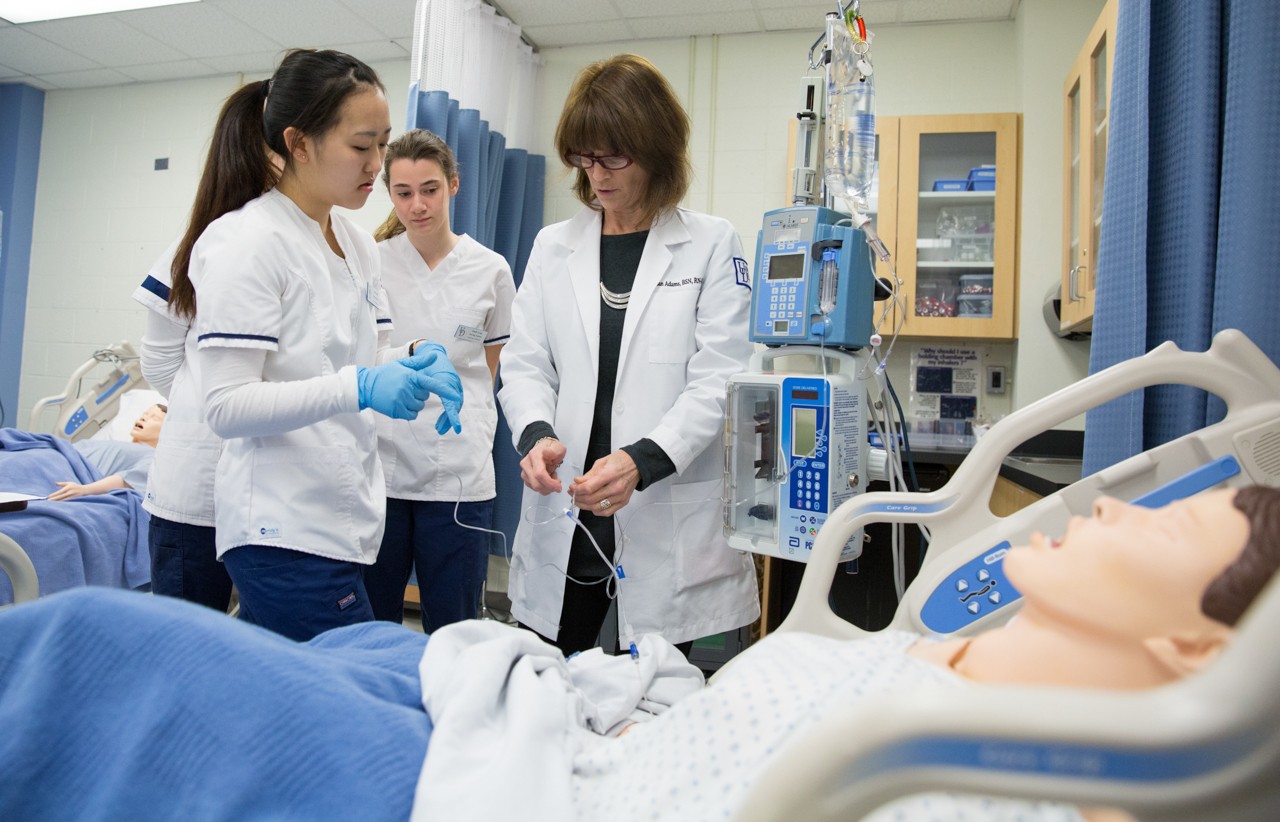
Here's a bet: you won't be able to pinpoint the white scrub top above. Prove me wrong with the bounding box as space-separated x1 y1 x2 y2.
133 241 222 527
193 188 392 563
376 232 515 501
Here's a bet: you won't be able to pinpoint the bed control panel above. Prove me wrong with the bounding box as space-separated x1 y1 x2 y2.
919 541 1020 634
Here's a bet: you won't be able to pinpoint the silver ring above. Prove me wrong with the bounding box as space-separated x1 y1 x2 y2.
599 498 612 510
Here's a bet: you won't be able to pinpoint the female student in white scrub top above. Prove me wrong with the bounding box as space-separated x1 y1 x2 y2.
190 49 465 642
362 129 516 629
132 144 283 613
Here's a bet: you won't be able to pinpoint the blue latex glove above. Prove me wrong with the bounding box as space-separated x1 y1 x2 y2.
356 359 435 420
404 342 464 435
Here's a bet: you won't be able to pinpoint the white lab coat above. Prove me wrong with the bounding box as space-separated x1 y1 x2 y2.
133 240 221 527
498 206 760 645
194 189 392 563
376 232 515 501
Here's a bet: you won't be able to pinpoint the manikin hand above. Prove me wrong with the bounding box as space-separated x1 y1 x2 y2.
569 451 640 518
520 437 567 495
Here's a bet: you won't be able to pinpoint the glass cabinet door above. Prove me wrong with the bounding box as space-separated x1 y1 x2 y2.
1060 0 1116 334
896 113 1020 339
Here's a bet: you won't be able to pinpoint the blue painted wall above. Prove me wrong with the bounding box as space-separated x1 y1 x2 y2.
0 84 45 428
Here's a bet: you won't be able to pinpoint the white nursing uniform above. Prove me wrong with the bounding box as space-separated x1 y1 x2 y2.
499 206 760 645
376 232 515 501
193 188 393 563
133 241 221 527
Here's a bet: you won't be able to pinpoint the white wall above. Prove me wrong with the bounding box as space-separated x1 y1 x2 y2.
17 1 1106 429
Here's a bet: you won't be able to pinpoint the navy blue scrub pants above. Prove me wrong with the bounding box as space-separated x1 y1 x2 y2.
148 514 233 613
364 497 493 631
222 544 375 642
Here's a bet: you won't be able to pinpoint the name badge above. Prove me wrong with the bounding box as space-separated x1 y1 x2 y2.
454 324 485 343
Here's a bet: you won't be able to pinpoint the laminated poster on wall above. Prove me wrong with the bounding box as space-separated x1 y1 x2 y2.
909 345 980 448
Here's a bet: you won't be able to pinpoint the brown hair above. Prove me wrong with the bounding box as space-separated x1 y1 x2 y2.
1202 485 1280 625
553 53 691 226
374 129 459 242
168 49 384 319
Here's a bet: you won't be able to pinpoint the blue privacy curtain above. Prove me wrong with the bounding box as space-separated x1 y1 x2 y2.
1082 0 1280 475
407 0 546 554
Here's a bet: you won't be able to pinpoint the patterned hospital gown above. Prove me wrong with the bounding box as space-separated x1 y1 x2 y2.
570 630 1085 821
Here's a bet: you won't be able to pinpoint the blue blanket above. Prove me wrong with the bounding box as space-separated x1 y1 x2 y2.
0 428 149 603
0 588 432 821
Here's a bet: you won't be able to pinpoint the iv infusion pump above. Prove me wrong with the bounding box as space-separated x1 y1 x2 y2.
751 205 876 348
724 348 869 562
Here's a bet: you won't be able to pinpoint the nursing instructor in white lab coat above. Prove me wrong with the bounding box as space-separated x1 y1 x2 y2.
498 53 759 657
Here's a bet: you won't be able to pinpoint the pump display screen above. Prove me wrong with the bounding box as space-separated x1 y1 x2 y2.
766 253 805 280
791 388 819 400
792 407 818 457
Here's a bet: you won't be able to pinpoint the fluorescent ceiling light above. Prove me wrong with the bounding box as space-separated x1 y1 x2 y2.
0 0 200 24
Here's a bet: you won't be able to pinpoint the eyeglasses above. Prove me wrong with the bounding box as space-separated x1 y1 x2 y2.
566 152 633 170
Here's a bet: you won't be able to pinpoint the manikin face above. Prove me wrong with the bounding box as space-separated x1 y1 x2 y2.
130 404 167 447
293 86 392 212
1003 489 1250 639
388 157 458 242
579 147 650 229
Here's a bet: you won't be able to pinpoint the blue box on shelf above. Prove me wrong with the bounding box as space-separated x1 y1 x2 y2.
931 179 968 192
967 165 996 181
967 179 996 191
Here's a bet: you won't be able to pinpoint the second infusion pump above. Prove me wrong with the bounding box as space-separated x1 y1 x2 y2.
724 349 869 562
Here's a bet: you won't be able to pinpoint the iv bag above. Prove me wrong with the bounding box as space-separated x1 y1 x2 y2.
824 16 876 214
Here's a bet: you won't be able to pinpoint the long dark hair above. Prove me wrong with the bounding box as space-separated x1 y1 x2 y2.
168 49 384 319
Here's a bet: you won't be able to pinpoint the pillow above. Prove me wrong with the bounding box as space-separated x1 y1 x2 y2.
92 389 168 442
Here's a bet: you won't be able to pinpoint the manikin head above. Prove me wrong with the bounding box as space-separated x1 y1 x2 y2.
130 404 167 447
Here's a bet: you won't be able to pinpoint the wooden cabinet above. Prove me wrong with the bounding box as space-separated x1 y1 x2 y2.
784 112 1020 340
1060 0 1118 333
893 113 1021 339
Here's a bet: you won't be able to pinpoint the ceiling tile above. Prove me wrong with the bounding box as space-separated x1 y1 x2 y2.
333 0 419 39
629 13 761 40
0 61 23 79
21 17 188 66
520 20 635 48
198 50 282 76
625 0 756 16
37 67 136 89
325 39 411 64
117 3 283 59
214 0 386 48
494 0 619 29
0 27 98 74
117 60 224 83
899 0 1015 24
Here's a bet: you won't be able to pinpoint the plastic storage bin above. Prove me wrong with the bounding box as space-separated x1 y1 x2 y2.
931 179 968 192
959 273 994 294
915 281 957 317
967 165 996 181
957 293 993 317
967 179 996 191
936 205 994 236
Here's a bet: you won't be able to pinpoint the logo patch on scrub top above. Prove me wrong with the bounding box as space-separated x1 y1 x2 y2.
454 324 485 343
733 257 751 289
257 524 282 539
337 592 358 610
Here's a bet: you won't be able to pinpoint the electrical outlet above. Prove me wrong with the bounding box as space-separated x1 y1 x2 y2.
986 366 1007 394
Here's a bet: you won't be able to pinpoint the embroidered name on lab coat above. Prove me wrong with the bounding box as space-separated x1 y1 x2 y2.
657 277 703 288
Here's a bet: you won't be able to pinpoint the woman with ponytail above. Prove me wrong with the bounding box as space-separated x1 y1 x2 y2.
186 50 464 641
362 129 515 629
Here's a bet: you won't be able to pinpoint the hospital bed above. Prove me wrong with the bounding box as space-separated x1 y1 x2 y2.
738 328 1280 821
0 342 158 605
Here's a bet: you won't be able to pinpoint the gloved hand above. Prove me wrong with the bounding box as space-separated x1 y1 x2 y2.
404 342 464 435
356 358 436 420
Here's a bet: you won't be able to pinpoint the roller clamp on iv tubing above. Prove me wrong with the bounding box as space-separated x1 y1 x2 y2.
776 329 1280 641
